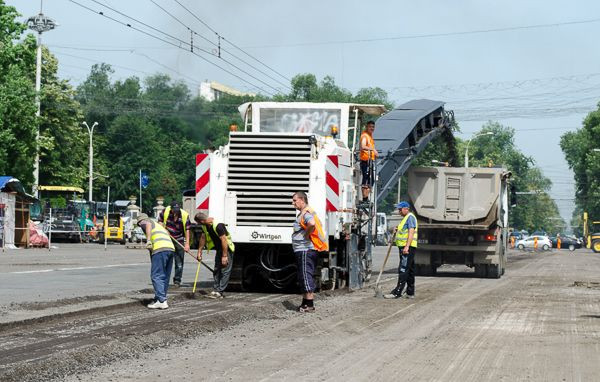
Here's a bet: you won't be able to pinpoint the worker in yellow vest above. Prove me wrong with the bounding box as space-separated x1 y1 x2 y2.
158 201 191 288
137 213 175 310
359 121 378 202
194 212 235 299
292 191 329 313
384 201 418 299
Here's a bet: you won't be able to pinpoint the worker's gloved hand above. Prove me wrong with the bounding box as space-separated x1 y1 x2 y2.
146 242 152 250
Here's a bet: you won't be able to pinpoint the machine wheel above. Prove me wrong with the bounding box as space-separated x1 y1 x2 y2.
487 264 501 279
542 244 550 251
517 244 525 250
569 244 575 251
592 240 600 253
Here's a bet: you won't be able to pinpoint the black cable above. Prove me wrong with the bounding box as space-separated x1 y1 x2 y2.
172 0 291 83
150 0 290 91
68 0 274 96
89 0 283 94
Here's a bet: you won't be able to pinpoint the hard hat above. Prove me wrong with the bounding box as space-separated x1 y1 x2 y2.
395 201 410 209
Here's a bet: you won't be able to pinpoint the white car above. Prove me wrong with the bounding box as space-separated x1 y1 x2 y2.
515 235 552 251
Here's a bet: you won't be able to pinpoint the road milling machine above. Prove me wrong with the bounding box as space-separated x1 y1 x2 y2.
195 100 455 291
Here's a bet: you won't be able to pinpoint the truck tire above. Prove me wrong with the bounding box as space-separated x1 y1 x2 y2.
487 264 501 279
415 264 436 276
593 240 600 253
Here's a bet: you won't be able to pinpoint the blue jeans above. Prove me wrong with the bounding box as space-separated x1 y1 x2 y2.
172 240 185 284
151 250 174 302
214 251 234 292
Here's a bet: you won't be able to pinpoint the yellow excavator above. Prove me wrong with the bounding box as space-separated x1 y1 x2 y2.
583 212 600 253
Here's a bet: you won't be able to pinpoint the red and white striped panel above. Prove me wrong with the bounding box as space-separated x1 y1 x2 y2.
195 154 210 210
325 155 340 212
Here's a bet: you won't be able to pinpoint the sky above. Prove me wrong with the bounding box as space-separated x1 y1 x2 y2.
9 0 600 230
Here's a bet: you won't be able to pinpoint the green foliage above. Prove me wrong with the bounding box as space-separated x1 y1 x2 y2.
0 2 37 185
560 103 600 224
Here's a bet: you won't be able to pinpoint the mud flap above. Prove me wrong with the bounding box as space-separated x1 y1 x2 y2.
347 233 363 290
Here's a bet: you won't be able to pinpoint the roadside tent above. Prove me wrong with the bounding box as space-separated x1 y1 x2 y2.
0 176 36 248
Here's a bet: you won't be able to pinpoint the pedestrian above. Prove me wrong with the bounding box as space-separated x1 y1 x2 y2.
158 201 191 288
291 191 329 313
137 213 175 309
384 201 418 299
359 120 378 202
194 212 235 298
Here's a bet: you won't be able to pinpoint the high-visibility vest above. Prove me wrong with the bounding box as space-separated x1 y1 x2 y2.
359 132 375 161
148 219 175 253
395 213 418 248
201 221 235 252
163 206 189 233
299 207 329 252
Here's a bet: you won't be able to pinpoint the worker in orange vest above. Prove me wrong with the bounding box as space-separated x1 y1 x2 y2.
359 121 378 202
510 235 516 248
534 236 538 251
292 191 328 313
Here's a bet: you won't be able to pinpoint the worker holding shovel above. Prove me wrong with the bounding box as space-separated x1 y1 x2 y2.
137 213 175 310
384 201 418 299
194 212 236 299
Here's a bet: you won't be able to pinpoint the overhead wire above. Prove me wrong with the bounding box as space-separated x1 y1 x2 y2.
171 0 291 83
67 0 275 96
86 0 283 94
242 17 600 48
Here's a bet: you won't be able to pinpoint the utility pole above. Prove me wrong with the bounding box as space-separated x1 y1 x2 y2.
82 122 98 202
26 0 57 198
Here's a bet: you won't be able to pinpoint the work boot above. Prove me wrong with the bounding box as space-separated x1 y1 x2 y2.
383 288 403 299
147 300 169 309
172 283 181 289
206 291 224 299
404 294 415 299
298 305 315 313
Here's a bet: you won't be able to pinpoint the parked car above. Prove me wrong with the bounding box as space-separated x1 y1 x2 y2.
515 235 552 250
550 235 582 251
509 231 524 241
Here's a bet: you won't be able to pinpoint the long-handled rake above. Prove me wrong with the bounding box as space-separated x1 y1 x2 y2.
374 228 397 298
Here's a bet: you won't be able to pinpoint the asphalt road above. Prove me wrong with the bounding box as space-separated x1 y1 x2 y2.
1 245 599 381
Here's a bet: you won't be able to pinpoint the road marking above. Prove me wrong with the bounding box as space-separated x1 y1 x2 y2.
9 263 147 274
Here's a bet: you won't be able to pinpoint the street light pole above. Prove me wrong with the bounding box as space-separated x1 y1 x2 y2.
27 1 57 198
83 122 98 202
465 132 493 168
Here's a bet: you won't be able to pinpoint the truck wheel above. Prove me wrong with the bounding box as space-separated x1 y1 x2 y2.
487 264 501 279
593 240 600 253
474 264 487 278
517 244 524 250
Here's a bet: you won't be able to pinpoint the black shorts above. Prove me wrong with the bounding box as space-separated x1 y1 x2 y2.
361 160 373 187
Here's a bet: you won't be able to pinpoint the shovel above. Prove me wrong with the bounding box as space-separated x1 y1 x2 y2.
374 228 397 298
169 234 215 273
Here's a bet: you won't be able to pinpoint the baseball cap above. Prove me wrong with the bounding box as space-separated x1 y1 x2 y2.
395 201 410 209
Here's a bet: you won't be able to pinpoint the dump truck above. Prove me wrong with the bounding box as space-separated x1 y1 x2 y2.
406 166 511 278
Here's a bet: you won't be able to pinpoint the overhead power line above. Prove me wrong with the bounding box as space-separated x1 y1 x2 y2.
149 0 291 91
68 0 275 96
243 17 600 48
86 0 283 94
171 0 291 83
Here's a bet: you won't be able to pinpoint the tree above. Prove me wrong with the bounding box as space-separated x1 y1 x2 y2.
0 2 38 185
561 102 600 222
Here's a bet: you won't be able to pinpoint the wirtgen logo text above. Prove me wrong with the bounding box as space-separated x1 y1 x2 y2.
250 231 282 241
